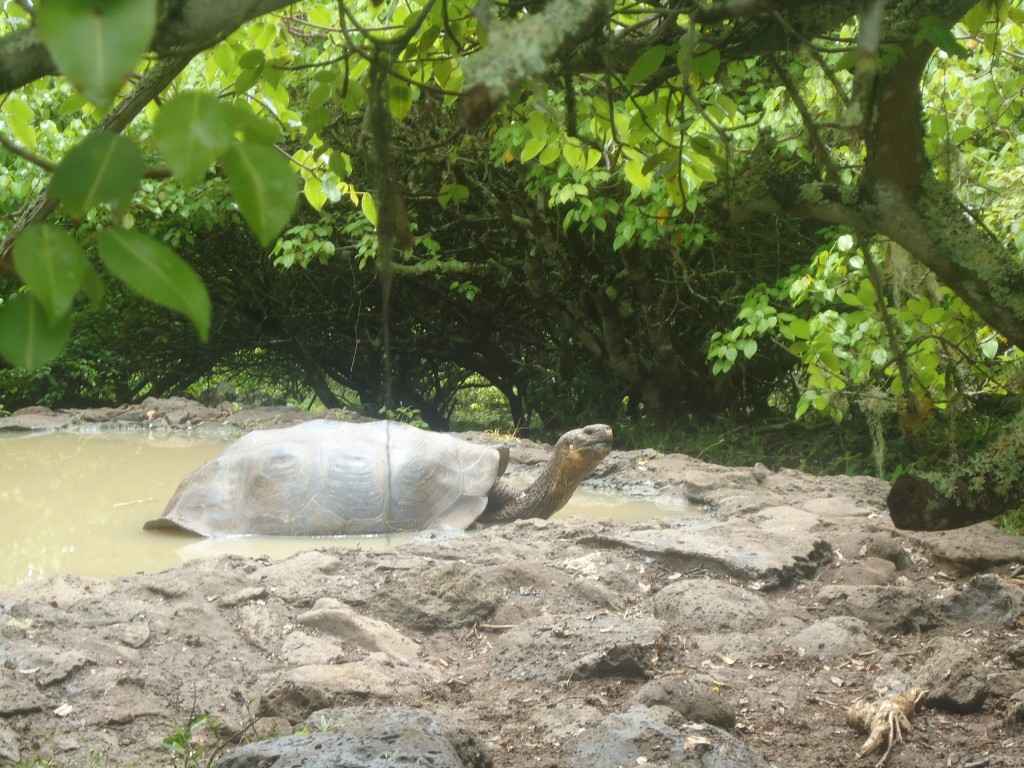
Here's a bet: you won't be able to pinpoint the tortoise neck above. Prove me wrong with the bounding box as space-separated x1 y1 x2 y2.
482 446 599 523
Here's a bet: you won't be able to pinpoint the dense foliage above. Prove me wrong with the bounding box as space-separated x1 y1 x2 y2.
2 0 1024 482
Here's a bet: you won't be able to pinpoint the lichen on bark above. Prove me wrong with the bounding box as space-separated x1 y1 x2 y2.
458 0 613 127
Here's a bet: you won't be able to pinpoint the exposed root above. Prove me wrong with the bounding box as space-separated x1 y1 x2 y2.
846 687 925 767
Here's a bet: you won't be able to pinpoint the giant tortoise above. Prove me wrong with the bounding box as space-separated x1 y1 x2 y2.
143 420 613 537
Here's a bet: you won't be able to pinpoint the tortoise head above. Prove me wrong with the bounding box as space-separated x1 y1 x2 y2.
553 423 614 477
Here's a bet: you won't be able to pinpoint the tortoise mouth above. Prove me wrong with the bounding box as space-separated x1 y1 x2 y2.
578 440 612 457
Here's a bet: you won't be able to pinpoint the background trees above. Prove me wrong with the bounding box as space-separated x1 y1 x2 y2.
1 0 1023 465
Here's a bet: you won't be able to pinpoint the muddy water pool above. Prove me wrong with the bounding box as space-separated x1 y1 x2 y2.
0 430 691 586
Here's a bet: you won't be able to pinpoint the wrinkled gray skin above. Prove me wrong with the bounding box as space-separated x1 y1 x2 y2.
144 420 613 537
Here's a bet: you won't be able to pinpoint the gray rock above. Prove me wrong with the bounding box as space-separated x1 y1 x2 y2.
689 616 807 664
917 637 990 714
900 525 1024 572
571 704 768 768
217 706 493 768
258 655 437 722
356 560 502 631
0 723 19 765
785 616 875 659
937 574 1024 626
597 507 833 587
815 585 943 633
830 556 897 586
296 598 421 662
830 531 912 569
0 670 46 716
1008 641 1024 668
653 579 774 631
801 496 876 519
632 675 737 728
0 406 74 431
488 614 664 683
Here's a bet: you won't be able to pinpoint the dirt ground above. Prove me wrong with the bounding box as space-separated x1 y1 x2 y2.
1 399 1022 768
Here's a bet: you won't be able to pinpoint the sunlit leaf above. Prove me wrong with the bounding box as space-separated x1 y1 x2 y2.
152 91 234 187
222 143 299 246
4 97 36 148
12 224 87 321
521 137 545 162
0 292 73 369
624 160 651 191
361 192 378 226
49 132 144 218
36 0 157 107
304 177 327 211
98 228 211 340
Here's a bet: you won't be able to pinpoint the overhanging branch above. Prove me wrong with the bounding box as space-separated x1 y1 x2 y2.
0 0 299 95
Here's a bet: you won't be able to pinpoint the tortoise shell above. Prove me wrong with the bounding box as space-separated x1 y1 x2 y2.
144 420 503 536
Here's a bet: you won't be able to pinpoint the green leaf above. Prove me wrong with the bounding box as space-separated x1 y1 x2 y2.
222 143 298 246
0 292 73 369
36 0 158 107
624 160 651 192
4 97 36 148
152 92 234 187
962 2 990 35
303 177 328 211
521 137 545 162
232 103 282 145
361 193 378 226
789 318 811 340
80 262 107 307
979 335 999 359
688 47 720 80
49 132 145 218
538 144 561 165
626 45 666 86
916 15 970 58
389 80 413 121
98 228 211 340
12 224 87 320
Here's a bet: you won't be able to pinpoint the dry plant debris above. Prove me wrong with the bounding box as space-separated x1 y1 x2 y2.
846 687 926 767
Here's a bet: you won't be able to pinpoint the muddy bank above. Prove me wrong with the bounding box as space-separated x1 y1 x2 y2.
1 399 1022 767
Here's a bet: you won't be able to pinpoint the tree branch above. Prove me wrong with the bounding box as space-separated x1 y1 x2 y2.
0 0 300 95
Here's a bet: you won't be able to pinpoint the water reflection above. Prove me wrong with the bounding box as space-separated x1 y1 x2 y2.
0 431 688 585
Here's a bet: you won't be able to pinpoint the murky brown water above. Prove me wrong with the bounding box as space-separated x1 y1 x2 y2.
0 431 690 586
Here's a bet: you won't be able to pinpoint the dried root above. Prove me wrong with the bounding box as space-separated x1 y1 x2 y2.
846 687 925 767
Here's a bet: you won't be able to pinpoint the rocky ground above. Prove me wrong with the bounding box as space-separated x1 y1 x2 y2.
0 398 1022 768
